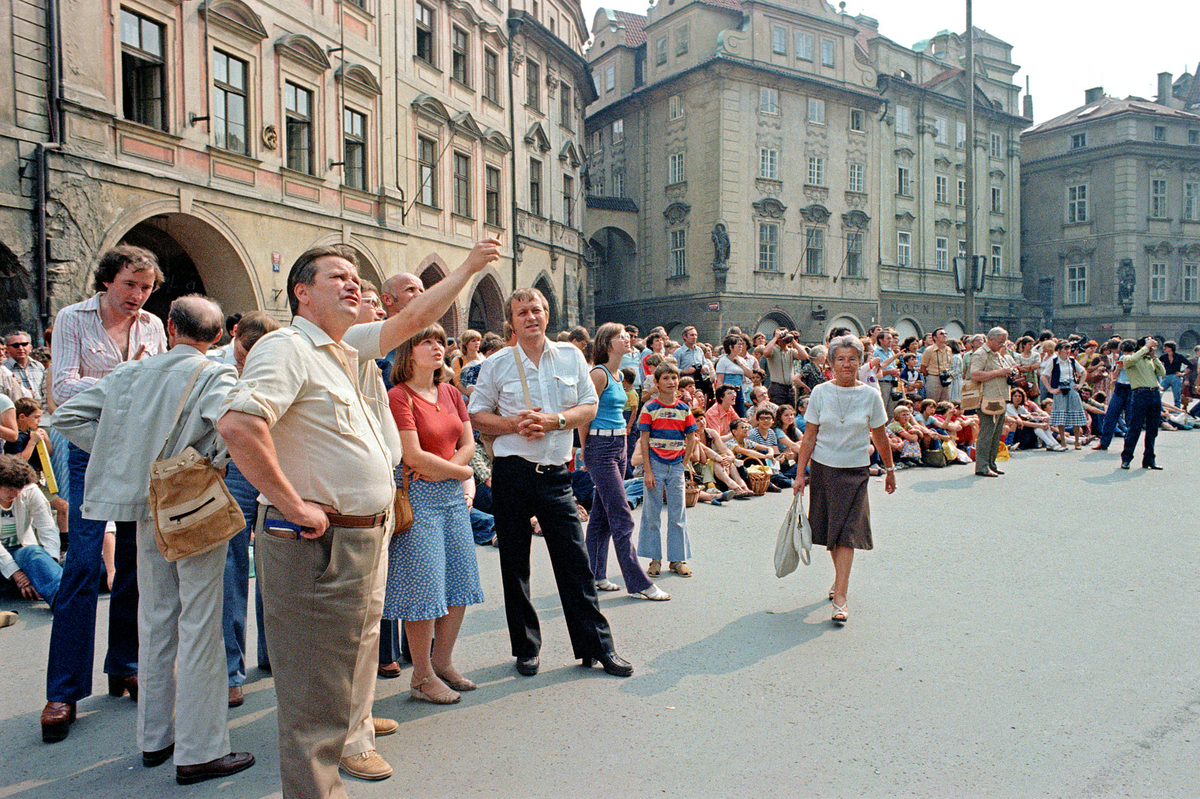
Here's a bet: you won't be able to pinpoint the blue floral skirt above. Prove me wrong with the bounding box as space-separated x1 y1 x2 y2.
382 478 484 621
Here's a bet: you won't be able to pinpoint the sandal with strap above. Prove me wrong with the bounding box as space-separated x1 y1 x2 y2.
409 677 460 705
434 671 477 692
831 603 848 625
638 584 671 601
595 579 620 592
647 559 661 576
669 561 692 577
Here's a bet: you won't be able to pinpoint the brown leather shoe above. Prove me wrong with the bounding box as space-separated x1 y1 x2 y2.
339 749 393 781
377 662 401 679
41 701 76 743
372 716 398 737
228 686 244 708
143 743 174 767
107 673 138 701
176 752 255 785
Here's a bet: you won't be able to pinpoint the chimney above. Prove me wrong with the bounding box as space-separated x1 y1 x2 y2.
1157 71 1173 106
854 14 879 30
1084 86 1103 105
1023 76 1033 120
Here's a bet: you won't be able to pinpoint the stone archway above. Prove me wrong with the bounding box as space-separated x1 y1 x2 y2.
468 272 505 335
416 255 458 337
754 310 797 339
0 241 32 334
533 273 560 333
826 315 864 338
894 317 922 343
587 226 636 307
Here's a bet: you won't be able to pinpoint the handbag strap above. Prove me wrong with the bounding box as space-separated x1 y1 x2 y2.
511 346 535 409
157 360 210 461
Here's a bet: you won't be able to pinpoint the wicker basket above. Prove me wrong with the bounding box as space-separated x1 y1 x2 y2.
747 470 772 496
684 482 700 508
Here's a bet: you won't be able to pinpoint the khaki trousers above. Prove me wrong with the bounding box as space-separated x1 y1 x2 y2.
135 519 230 765
341 532 388 758
256 508 387 799
976 411 1006 475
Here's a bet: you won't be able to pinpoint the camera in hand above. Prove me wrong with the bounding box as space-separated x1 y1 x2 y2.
939 371 953 387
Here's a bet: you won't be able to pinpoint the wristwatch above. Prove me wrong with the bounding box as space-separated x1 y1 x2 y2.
556 413 567 430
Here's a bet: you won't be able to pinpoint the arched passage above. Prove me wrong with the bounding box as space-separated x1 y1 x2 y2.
533 273 560 333
893 317 922 343
1178 330 1200 350
468 272 505 335
115 213 258 322
944 320 966 340
587 226 636 305
754 311 796 338
0 241 30 333
826 315 864 338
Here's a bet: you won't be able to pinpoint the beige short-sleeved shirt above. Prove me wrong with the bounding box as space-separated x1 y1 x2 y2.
221 316 395 516
921 345 952 376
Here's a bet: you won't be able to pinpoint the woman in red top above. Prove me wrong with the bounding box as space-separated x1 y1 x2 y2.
385 324 483 705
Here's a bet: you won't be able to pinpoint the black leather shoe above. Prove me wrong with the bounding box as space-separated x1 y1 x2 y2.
515 656 539 676
176 752 255 785
143 743 174 768
1120 461 1131 470
582 651 633 677
108 673 138 701
1144 464 1163 470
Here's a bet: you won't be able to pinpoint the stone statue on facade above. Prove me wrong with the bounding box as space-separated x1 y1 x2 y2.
1118 259 1135 313
712 224 730 268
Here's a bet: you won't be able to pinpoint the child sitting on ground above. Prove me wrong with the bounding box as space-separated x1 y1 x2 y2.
3 399 68 534
887 403 924 466
0 455 62 609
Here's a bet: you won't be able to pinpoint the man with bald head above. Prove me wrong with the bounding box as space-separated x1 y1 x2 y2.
377 273 424 390
51 295 254 784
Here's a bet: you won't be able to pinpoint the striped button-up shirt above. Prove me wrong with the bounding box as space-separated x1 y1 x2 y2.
50 293 167 404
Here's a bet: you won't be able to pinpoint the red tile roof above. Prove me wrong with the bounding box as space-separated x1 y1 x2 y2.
696 0 743 11
612 10 647 47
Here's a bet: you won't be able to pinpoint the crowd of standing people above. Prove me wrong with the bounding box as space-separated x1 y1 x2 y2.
2 238 1194 797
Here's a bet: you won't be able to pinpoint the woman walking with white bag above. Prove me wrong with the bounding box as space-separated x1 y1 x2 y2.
791 335 896 624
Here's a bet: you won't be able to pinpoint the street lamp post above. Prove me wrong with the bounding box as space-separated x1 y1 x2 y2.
964 0 976 331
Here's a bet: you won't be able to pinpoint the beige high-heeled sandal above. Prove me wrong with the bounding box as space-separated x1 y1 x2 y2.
409 677 460 705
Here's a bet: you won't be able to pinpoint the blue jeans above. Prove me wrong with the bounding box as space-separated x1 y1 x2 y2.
46 443 138 703
1161 374 1183 407
1099 383 1132 448
222 461 268 685
1122 388 1162 467
470 508 496 545
624 477 644 508
13 545 63 608
638 457 691 562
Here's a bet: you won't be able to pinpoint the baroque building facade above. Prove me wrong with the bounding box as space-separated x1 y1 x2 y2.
583 0 1031 342
1021 71 1200 347
0 0 592 337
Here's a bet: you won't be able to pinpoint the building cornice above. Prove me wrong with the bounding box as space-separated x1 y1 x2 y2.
511 11 597 104
1021 140 1200 171
877 75 1030 128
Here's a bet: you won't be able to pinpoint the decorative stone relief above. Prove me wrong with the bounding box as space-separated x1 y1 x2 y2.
1144 241 1174 257
753 197 787 219
663 202 691 224
755 179 783 197
844 192 868 209
803 186 829 203
800 204 831 224
841 209 870 229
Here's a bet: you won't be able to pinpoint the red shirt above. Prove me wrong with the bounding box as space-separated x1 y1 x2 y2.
389 382 469 461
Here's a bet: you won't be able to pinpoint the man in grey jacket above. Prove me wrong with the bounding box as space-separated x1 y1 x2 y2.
50 296 254 786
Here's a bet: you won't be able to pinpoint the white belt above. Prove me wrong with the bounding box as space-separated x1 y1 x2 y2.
589 428 626 436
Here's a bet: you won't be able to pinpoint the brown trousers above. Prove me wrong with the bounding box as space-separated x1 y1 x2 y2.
255 507 387 799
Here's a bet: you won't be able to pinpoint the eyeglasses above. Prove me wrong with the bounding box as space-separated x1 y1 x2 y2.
7 341 31 348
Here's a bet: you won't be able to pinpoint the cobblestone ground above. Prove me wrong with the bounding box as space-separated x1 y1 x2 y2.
2 432 1199 798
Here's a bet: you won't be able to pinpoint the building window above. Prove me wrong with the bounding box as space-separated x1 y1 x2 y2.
845 231 862 277
957 179 967 207
452 152 471 217
991 243 1003 274
934 117 948 145
897 231 911 266
795 31 813 62
611 119 623 143
668 93 684 120
417 136 437 206
655 37 667 65
1189 129 1199 146
935 237 948 271
808 156 825 186
485 165 501 226
212 50 248 154
850 108 864 132
1066 184 1088 223
1071 132 1087 149
343 108 367 190
1153 125 1166 143
896 105 911 135
1150 262 1168 301
759 148 778 180
991 132 1003 158
676 26 689 56
848 162 864 193
805 228 824 274
1185 182 1199 221
284 82 313 174
452 27 470 85
758 222 779 271
605 64 615 93
820 38 835 67
956 121 967 149
935 175 948 204
1151 179 1168 218
1065 261 1087 305
1184 262 1199 302
668 152 685 184
563 174 574 227
526 59 540 111
772 26 787 55
120 9 167 131
415 2 435 65
808 98 825 124
670 229 687 277
560 84 572 129
958 239 967 260
759 87 778 115
483 48 500 103
612 168 624 197
529 158 542 215
991 186 1003 214
897 166 911 197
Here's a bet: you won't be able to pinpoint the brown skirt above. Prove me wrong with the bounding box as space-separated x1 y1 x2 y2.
808 460 873 551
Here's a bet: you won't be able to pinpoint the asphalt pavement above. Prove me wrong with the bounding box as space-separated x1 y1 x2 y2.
2 432 1199 798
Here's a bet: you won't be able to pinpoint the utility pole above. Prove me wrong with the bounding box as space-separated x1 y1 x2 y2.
964 0 977 331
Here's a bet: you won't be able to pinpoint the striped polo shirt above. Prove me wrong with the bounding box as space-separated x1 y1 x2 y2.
637 398 697 463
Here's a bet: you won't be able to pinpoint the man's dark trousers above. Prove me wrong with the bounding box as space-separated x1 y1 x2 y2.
1121 387 1162 467
1098 382 1131 448
491 456 614 660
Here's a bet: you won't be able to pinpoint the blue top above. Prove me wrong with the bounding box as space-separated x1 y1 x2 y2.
590 366 627 430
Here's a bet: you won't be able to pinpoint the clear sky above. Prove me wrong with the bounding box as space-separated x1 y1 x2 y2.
579 0 1200 122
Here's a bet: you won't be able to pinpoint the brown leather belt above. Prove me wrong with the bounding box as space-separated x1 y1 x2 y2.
264 506 387 529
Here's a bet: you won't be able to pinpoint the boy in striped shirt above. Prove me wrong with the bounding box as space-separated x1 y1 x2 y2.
637 361 697 578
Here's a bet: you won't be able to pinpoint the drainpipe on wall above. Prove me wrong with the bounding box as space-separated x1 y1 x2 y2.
36 0 64 337
506 11 525 294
